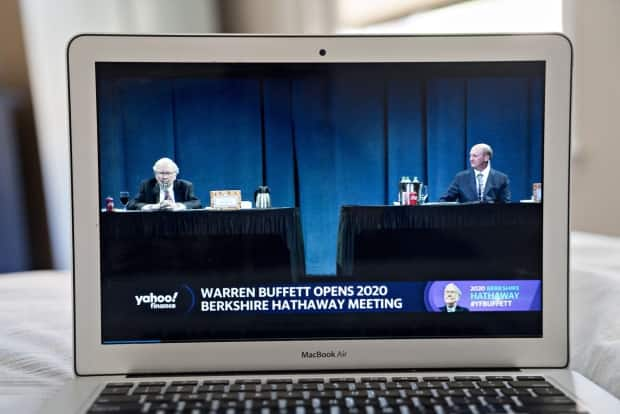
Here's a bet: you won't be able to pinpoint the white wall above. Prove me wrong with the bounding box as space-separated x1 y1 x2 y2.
220 0 334 33
340 0 563 34
19 0 219 269
567 0 620 236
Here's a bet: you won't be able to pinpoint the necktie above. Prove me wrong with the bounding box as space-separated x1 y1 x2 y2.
477 173 484 201
164 189 172 201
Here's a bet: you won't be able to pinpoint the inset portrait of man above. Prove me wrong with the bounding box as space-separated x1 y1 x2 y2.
439 283 469 313
126 157 201 211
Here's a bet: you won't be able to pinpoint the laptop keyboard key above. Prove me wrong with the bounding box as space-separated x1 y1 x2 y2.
324 383 353 391
197 384 226 392
264 383 290 391
391 376 419 382
517 396 576 405
515 408 583 413
105 382 134 388
329 377 356 383
501 388 532 396
99 387 131 396
138 381 166 386
448 381 476 388
202 379 230 385
478 381 506 388
436 389 466 397
422 377 449 382
360 377 387 382
299 378 325 383
95 395 142 404
293 383 322 391
453 376 481 382
509 381 553 388
534 387 565 396
267 378 293 384
145 395 176 404
165 385 195 394
359 382 387 390
228 383 260 392
516 376 546 381
385 381 414 390
170 380 198 386
485 376 514 381
234 378 261 384
416 381 444 389
404 389 434 398
87 402 143 413
468 388 495 396
133 386 163 394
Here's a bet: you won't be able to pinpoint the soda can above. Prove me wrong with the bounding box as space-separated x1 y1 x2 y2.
532 183 542 202
105 196 114 212
409 191 418 206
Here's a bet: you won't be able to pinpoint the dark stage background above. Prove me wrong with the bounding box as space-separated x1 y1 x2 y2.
97 62 544 275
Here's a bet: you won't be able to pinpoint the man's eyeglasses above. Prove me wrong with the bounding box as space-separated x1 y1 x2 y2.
155 171 176 176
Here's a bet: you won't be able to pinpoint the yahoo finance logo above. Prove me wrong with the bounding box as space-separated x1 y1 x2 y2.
133 284 196 313
135 291 179 310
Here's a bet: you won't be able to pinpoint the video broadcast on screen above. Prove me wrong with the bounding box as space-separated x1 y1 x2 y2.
96 61 544 343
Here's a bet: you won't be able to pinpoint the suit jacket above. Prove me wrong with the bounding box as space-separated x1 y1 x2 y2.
127 178 202 210
439 305 469 312
440 168 511 203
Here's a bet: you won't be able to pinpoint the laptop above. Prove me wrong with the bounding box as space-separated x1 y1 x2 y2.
46 34 620 413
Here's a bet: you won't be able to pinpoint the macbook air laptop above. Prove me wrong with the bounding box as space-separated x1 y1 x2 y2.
47 34 620 413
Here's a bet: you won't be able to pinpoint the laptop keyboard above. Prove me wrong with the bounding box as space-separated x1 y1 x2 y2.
87 375 587 413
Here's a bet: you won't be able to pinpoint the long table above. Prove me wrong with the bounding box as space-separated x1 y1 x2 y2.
100 208 305 282
337 203 542 280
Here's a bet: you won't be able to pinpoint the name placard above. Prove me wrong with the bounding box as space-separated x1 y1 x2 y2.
210 190 241 210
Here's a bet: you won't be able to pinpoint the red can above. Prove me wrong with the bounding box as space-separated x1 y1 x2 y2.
409 191 418 206
105 196 114 212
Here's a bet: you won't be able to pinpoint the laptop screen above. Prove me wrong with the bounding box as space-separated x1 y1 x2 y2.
96 61 544 344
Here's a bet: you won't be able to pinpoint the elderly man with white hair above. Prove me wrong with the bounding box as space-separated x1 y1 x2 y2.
439 283 469 312
440 143 511 203
127 157 201 211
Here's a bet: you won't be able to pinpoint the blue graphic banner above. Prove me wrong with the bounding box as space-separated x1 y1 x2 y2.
129 281 541 315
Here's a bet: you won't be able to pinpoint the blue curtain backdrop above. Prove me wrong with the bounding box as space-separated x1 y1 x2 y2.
97 63 544 275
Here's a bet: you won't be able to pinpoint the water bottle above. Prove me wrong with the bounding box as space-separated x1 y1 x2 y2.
399 176 411 205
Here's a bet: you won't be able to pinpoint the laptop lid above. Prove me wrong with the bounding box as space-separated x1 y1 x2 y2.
68 34 572 375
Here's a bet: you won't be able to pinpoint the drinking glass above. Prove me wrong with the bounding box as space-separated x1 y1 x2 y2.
119 191 130 210
419 186 428 204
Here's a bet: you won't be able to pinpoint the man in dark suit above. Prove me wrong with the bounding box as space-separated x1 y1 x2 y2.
439 283 469 313
440 143 511 203
127 157 201 211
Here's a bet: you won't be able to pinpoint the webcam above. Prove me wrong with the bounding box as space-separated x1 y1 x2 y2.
319 49 327 56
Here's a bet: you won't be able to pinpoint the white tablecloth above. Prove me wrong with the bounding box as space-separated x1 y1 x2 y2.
1 231 619 412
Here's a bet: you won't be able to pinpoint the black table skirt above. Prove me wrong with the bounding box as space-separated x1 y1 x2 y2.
337 203 543 281
100 208 305 282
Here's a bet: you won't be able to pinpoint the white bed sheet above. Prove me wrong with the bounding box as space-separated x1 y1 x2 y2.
569 232 620 398
0 231 619 413
0 271 73 413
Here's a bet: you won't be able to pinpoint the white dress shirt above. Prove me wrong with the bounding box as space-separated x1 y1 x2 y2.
474 163 491 199
446 305 457 313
